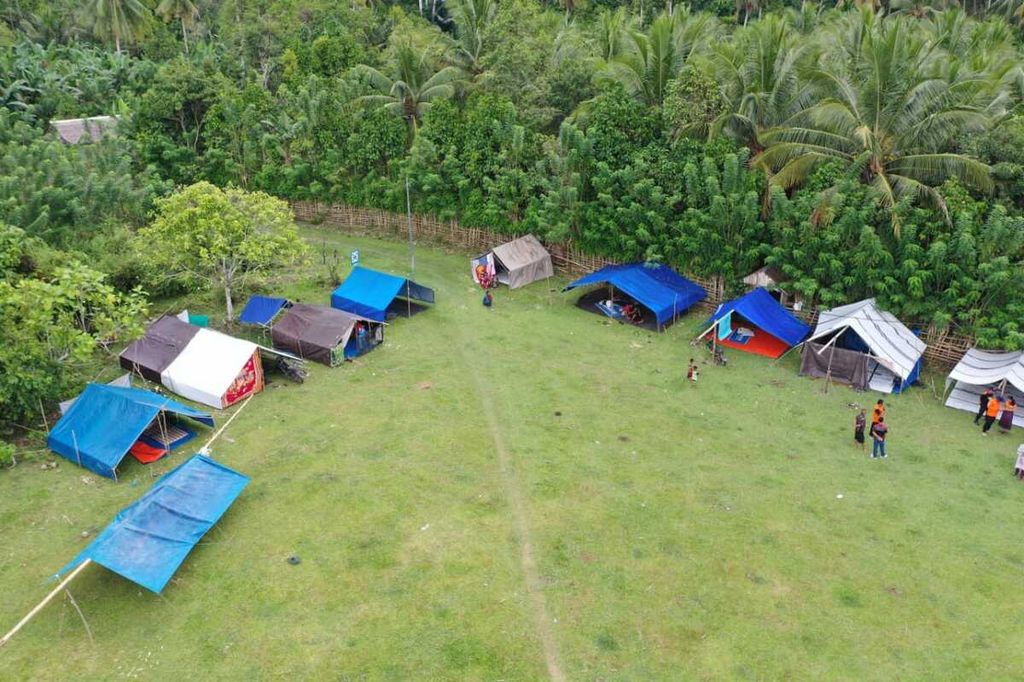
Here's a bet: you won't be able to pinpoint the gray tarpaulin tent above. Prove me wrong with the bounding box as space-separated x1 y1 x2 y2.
475 235 554 289
799 298 925 393
945 348 1024 427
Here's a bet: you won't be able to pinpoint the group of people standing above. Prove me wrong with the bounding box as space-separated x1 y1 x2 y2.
854 400 889 459
974 388 1017 435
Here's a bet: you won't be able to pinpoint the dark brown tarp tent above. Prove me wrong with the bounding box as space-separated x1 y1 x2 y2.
476 235 554 289
119 316 200 383
271 303 380 366
799 341 870 390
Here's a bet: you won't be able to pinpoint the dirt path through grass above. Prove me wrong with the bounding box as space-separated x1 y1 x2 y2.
455 330 565 682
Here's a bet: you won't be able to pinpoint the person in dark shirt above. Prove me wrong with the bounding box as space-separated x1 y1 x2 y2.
975 388 994 424
483 290 493 307
854 409 866 452
870 417 888 459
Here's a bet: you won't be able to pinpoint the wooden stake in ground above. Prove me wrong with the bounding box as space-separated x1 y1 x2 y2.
0 559 92 649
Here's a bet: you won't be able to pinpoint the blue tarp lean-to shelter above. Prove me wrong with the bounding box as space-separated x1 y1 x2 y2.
47 384 214 479
564 263 706 328
702 287 811 358
330 267 435 323
54 455 249 594
239 295 289 326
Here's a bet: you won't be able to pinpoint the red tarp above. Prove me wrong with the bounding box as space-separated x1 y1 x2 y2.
719 326 791 359
129 441 168 464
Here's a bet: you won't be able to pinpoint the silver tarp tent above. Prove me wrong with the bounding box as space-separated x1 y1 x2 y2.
475 235 554 289
945 348 1024 426
800 298 926 393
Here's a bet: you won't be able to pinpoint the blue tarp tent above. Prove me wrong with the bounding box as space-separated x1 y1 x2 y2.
54 455 249 593
702 287 811 358
239 295 289 326
48 384 214 479
330 267 435 323
564 263 706 328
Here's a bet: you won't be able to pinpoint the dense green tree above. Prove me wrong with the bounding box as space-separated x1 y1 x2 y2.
0 227 148 430
137 182 308 319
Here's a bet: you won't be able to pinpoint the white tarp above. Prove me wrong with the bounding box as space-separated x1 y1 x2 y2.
161 328 258 408
945 348 1024 427
806 298 925 380
946 348 1024 392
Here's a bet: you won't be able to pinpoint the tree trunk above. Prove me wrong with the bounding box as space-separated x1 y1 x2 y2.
224 283 234 321
182 19 190 55
115 36 121 54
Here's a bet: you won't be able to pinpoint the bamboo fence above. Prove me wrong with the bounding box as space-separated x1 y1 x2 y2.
291 199 975 367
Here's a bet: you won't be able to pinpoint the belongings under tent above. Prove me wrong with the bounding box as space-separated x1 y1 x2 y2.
330 267 435 322
698 287 811 359
119 315 264 409
563 262 706 331
53 455 249 593
239 295 291 326
944 348 1024 427
271 303 383 366
47 384 214 479
798 298 925 393
472 235 554 289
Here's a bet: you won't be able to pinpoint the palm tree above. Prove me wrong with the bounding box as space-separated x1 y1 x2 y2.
83 0 151 53
350 44 463 137
594 7 631 62
598 8 716 107
704 14 812 151
754 10 1003 229
156 0 200 54
448 0 495 79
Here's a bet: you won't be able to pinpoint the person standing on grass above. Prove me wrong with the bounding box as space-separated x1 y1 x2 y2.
999 396 1016 434
975 388 994 424
982 393 1001 435
870 417 888 458
686 358 699 385
483 290 493 308
871 399 885 429
854 409 866 452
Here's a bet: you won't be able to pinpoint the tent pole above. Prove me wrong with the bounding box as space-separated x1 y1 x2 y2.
71 430 82 468
0 559 92 649
823 343 837 394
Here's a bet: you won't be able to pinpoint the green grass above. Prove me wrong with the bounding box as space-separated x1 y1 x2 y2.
2 227 1024 679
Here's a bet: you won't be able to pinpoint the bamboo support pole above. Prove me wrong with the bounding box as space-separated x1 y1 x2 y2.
1 559 93 649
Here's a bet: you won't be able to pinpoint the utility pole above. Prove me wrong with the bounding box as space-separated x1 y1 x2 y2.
406 174 416 277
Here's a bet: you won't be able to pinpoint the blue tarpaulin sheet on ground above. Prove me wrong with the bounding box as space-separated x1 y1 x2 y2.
330 267 435 322
55 455 249 594
564 263 706 326
48 384 214 479
705 287 811 347
239 295 288 325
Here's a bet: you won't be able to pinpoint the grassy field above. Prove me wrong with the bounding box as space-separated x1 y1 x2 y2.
2 227 1024 680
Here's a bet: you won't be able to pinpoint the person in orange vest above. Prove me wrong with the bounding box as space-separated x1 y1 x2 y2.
871 399 885 427
982 394 1002 435
998 396 1016 434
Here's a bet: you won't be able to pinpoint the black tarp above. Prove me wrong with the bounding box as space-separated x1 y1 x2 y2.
271 303 357 366
799 341 870 390
119 315 200 383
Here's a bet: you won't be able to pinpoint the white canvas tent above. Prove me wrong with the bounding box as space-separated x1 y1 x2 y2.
472 235 553 289
800 298 926 393
161 329 262 409
945 348 1024 427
